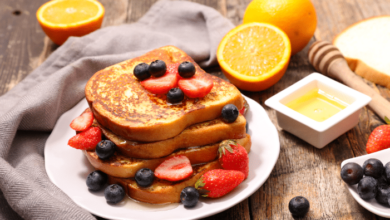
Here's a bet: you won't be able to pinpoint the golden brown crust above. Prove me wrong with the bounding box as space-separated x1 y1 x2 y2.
85 46 243 142
84 134 251 178
108 161 222 204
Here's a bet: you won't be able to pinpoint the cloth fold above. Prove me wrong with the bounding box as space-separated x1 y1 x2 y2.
0 0 234 219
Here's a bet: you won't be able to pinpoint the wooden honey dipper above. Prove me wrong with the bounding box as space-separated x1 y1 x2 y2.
308 40 390 121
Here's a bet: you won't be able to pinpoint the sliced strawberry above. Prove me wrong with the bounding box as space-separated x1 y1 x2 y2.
70 111 94 131
68 127 102 150
141 63 179 94
154 155 193 181
178 74 214 98
239 106 245 115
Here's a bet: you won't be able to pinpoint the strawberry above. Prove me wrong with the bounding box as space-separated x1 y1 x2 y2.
218 140 249 179
68 127 102 150
70 111 94 131
195 169 245 198
366 117 390 154
239 106 246 115
154 155 193 181
178 74 213 98
141 63 179 94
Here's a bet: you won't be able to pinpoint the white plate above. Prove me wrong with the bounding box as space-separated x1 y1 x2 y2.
45 95 280 220
341 149 390 218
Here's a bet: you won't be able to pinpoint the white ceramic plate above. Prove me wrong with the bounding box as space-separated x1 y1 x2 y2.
45 95 280 220
341 149 390 218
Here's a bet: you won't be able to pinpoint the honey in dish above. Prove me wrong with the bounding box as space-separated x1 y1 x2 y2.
286 88 349 122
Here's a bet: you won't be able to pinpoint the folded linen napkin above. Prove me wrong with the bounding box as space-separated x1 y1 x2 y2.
0 1 234 219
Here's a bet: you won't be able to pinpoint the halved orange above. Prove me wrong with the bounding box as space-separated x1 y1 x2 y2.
36 0 105 45
217 22 291 91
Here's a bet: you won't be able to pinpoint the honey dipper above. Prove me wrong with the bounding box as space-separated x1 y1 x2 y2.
308 40 390 121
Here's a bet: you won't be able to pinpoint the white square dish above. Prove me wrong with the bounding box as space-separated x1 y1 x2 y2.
265 73 371 148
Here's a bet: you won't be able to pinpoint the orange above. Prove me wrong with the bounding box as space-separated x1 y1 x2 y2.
243 0 317 55
217 23 291 91
36 0 105 45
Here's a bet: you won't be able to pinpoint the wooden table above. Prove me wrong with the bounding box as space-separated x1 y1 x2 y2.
2 0 390 219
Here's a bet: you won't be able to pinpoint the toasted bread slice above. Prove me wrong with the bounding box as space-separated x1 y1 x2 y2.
85 46 243 142
84 134 251 178
108 160 222 204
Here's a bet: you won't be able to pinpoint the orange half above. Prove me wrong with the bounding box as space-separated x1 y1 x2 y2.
37 0 105 45
217 22 291 91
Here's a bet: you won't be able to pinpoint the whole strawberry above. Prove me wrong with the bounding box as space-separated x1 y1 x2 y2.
218 140 249 179
68 127 102 150
366 124 390 154
195 169 245 198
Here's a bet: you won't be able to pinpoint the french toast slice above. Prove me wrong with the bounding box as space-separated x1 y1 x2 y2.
84 134 251 178
108 160 222 204
85 46 243 142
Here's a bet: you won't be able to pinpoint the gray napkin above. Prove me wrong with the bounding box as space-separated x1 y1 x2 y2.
0 0 234 219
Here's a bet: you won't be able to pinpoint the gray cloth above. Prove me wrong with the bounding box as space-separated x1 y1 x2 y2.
0 1 234 219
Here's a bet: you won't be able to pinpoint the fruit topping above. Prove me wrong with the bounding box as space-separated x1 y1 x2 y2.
86 170 108 191
96 140 116 160
178 74 213 98
178 61 195 78
288 196 310 218
358 176 377 200
155 155 193 181
135 168 154 187
167 88 184 104
376 183 390 204
366 120 390 154
134 62 151 80
68 127 102 150
385 162 390 183
180 186 199 208
218 140 249 179
149 60 167 77
141 64 179 94
104 184 125 204
340 162 363 185
70 111 94 131
221 104 239 123
363 158 384 179
246 121 249 133
195 169 244 198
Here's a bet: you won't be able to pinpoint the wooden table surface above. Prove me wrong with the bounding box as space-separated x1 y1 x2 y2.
2 0 390 219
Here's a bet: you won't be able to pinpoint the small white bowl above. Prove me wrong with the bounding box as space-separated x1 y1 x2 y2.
265 73 371 148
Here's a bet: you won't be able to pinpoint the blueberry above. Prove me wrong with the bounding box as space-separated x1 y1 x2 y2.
134 63 151 81
86 170 108 191
245 121 249 133
178 61 195 78
167 88 184 103
358 176 377 200
384 162 390 183
104 184 125 204
180 186 199 208
340 162 363 185
221 104 239 123
96 140 116 160
149 60 166 77
376 183 390 204
363 158 384 179
135 168 154 187
288 196 310 218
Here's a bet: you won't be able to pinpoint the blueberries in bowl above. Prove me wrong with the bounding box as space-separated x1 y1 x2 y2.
86 170 108 191
104 184 125 204
384 162 390 183
149 60 166 77
96 140 116 160
375 183 390 204
358 176 378 200
134 63 151 80
340 162 363 185
288 196 310 218
178 61 195 78
167 88 184 104
363 158 383 179
135 168 154 187
221 104 239 123
180 186 199 208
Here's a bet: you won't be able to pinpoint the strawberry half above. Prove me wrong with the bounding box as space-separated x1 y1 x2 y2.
154 155 193 181
195 169 245 198
70 111 94 131
178 74 213 98
68 127 102 150
218 140 249 179
141 63 179 94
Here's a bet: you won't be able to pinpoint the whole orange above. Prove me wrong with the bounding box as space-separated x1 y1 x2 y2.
243 0 317 55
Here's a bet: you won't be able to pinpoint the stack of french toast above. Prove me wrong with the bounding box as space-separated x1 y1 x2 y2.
75 46 251 204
